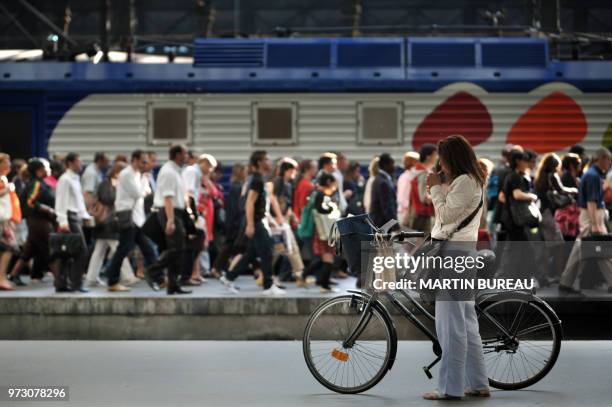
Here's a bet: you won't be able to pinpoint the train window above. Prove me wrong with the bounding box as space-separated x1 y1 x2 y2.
357 102 403 145
147 102 193 145
252 102 297 145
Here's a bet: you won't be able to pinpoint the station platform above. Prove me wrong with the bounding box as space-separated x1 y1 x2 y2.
1 276 611 340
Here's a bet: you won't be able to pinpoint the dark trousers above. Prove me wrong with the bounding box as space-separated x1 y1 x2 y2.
147 209 186 286
225 221 273 289
106 225 157 286
22 217 53 279
56 212 88 291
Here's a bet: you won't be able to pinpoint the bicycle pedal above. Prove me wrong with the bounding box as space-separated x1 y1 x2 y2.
423 366 433 380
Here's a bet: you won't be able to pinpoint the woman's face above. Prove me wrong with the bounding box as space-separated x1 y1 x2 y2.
285 167 296 181
36 167 46 179
439 157 451 177
323 182 337 195
517 159 529 173
308 162 318 177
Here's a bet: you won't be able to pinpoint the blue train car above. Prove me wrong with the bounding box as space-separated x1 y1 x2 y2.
1 37 611 163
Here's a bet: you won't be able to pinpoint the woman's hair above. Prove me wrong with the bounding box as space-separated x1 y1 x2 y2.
317 172 336 188
27 159 45 178
107 161 126 179
0 153 10 166
318 152 336 170
508 150 528 170
437 135 486 186
368 156 379 177
534 153 560 191
230 163 246 183
345 161 361 180
419 144 437 163
114 154 128 164
17 163 29 180
278 160 296 178
50 160 64 177
561 153 581 172
297 159 315 182
477 157 494 178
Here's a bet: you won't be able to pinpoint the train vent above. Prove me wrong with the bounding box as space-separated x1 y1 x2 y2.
193 39 264 67
337 41 403 68
267 43 331 68
409 40 476 67
481 41 548 68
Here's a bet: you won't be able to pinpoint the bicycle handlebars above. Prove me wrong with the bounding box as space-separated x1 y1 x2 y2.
374 230 426 241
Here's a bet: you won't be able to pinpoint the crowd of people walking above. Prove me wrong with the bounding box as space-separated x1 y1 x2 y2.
0 140 611 296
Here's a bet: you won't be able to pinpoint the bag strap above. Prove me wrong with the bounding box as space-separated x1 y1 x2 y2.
449 188 484 238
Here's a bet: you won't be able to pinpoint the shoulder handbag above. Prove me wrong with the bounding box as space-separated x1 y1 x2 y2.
547 190 573 210
141 210 166 251
510 200 542 228
546 173 573 210
413 190 483 303
313 199 340 241
49 232 85 259
114 209 134 230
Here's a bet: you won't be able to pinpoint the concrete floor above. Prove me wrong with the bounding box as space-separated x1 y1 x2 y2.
0 341 609 407
4 273 612 300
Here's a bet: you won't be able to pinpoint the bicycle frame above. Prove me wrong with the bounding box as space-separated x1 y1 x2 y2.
342 288 554 379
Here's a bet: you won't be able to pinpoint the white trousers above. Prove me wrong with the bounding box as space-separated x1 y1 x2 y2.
435 300 489 397
85 239 134 283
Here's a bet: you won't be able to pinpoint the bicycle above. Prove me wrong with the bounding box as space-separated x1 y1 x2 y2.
302 227 563 394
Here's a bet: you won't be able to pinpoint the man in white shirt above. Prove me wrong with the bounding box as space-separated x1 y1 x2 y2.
146 144 191 295
81 152 108 211
54 152 92 293
105 150 158 292
182 157 203 202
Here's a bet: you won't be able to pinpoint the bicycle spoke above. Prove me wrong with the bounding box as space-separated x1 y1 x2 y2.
304 296 392 392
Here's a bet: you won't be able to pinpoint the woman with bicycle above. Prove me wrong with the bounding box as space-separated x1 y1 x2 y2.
423 135 490 400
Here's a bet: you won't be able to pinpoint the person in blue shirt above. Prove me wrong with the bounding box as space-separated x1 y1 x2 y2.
559 147 612 295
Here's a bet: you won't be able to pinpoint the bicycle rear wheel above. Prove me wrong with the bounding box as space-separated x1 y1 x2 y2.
478 296 562 390
303 295 394 394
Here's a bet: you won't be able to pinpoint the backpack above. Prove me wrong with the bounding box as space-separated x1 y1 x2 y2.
296 191 317 240
410 173 434 217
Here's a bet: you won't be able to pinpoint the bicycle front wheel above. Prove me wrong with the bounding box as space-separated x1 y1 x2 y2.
478 295 562 390
303 295 395 394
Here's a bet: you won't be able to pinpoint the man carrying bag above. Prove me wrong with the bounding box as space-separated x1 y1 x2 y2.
53 153 91 293
105 150 158 292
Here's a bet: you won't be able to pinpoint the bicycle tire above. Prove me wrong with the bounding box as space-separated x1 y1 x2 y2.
303 294 395 394
478 294 562 390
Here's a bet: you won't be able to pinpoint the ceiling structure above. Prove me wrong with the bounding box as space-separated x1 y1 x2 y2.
0 0 611 61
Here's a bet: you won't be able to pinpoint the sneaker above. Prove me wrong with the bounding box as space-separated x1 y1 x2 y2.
262 285 287 296
220 275 239 295
320 286 340 294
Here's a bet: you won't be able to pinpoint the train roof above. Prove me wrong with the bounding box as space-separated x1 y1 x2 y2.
2 37 612 92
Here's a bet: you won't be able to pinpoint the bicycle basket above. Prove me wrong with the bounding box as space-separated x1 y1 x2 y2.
329 214 376 276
